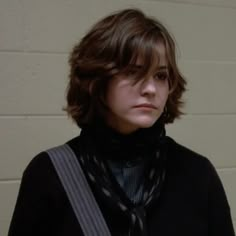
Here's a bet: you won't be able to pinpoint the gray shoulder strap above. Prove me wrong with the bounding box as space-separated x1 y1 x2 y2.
46 144 111 236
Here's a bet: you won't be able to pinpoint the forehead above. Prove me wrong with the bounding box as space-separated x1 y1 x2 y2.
154 43 167 66
135 42 168 69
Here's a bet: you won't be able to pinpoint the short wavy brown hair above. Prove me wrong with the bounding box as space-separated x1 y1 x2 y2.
65 8 186 128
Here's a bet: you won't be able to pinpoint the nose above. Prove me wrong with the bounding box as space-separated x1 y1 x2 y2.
140 76 157 96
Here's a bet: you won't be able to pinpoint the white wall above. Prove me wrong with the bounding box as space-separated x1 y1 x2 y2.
1 0 236 235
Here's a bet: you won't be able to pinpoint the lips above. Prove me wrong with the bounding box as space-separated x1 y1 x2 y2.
134 103 157 109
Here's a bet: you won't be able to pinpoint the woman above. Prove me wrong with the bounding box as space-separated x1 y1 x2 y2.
8 8 235 236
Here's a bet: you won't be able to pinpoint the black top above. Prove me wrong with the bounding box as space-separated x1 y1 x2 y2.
8 136 235 236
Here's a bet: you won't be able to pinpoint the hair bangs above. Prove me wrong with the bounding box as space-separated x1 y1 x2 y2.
120 32 167 79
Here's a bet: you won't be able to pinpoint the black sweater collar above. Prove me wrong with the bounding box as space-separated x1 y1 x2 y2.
80 120 166 162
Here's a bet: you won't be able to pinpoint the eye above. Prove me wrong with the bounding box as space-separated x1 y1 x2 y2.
154 71 169 81
126 69 139 77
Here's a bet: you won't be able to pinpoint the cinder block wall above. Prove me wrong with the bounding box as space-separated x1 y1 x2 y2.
1 0 236 235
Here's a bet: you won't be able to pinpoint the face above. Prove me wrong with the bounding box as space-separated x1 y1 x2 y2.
105 43 169 134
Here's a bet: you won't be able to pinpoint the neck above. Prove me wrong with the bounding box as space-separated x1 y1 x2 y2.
80 120 166 161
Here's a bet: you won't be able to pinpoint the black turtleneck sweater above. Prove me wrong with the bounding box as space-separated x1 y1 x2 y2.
8 132 235 236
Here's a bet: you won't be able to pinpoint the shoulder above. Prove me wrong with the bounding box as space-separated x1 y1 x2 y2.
166 136 212 165
23 151 52 179
22 136 81 187
20 136 81 205
24 136 81 175
163 137 234 234
21 152 61 200
164 137 230 206
165 136 218 185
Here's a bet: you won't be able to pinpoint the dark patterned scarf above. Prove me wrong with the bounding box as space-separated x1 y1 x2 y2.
78 120 167 236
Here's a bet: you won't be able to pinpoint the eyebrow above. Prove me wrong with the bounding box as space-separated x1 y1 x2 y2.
157 66 168 70
130 64 168 70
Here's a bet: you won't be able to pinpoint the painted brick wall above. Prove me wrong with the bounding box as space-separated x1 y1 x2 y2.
1 0 235 235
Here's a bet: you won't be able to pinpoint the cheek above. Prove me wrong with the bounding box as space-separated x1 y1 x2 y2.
107 82 132 107
105 81 116 107
106 86 122 111
160 84 169 102
164 90 169 102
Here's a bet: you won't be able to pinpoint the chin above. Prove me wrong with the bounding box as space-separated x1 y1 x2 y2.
131 117 159 129
138 122 156 129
